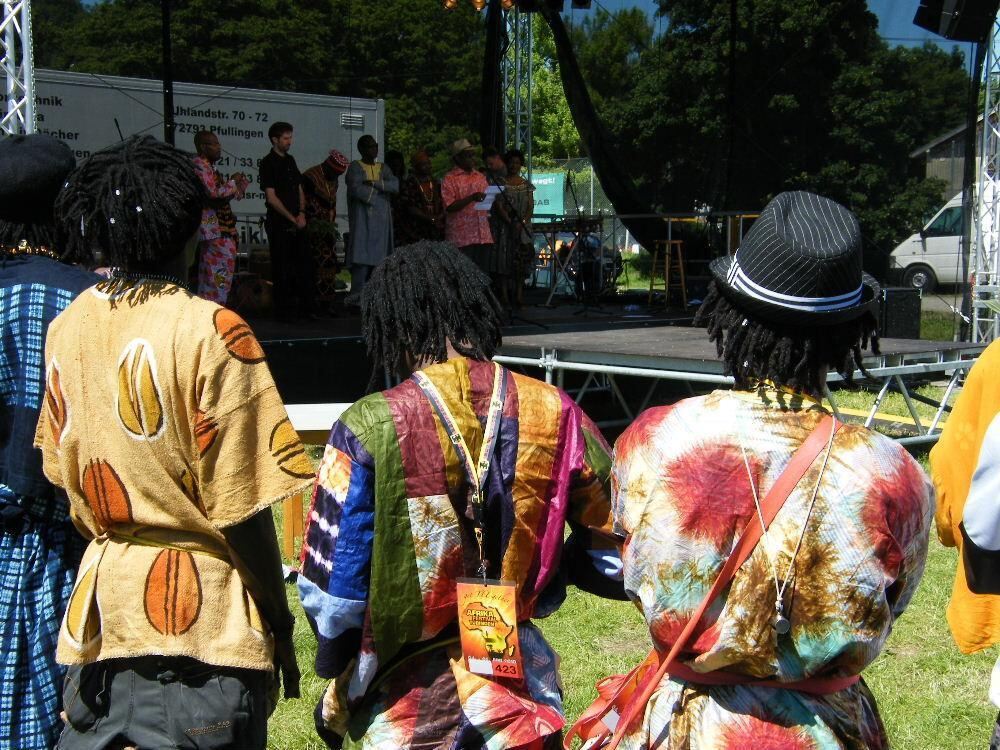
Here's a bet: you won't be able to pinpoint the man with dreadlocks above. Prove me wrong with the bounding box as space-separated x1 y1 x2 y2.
0 134 99 750
297 241 624 750
36 135 313 749
568 192 933 750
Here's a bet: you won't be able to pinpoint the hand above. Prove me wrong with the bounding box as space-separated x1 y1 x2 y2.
295 213 307 229
233 172 247 183
273 634 301 699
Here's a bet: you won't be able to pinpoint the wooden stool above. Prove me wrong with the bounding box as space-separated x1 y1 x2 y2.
648 239 688 308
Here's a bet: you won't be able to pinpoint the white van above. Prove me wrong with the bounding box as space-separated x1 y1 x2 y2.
889 192 964 293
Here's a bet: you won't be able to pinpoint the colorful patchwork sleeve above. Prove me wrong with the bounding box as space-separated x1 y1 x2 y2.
298 414 376 679
564 404 626 598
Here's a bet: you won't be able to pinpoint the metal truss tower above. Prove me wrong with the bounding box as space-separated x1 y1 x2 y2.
974 16 1000 342
1 0 35 136
502 8 532 173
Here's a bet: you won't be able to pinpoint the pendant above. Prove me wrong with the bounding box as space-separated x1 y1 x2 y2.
774 614 791 635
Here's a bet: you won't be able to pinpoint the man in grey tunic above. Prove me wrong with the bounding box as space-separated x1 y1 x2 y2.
345 134 398 305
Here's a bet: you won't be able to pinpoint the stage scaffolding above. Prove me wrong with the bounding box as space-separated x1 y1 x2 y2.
503 7 532 172
1 0 34 136
975 15 1000 342
495 336 983 446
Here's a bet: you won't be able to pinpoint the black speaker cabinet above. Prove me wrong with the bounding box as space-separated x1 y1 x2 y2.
880 287 923 339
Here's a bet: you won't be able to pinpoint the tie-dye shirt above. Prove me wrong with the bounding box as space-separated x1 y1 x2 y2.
609 389 933 749
298 357 618 749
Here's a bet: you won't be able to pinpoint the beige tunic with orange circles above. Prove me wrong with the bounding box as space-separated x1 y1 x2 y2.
34 281 314 671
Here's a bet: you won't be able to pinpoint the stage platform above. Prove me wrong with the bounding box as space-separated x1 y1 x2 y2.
495 327 983 445
250 290 982 447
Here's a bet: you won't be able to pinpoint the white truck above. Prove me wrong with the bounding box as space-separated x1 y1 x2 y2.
889 192 964 293
13 68 384 246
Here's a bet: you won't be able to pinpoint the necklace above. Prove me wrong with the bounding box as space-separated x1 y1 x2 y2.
2 240 60 260
109 267 186 287
738 415 836 634
418 178 435 205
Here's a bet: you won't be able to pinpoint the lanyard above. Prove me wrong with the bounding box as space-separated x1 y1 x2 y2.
412 363 507 579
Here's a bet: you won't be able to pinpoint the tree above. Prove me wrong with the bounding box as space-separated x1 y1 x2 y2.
30 0 484 161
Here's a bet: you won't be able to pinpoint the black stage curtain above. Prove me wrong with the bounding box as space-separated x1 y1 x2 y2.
538 5 660 249
480 0 506 152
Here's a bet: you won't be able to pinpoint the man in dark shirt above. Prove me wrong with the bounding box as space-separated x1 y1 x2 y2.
259 121 316 320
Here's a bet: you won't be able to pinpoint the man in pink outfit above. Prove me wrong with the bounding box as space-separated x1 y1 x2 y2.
440 138 493 272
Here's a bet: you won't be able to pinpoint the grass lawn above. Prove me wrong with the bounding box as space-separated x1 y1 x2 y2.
269 458 996 750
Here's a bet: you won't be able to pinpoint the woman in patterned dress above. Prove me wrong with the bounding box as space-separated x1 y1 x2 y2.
502 149 535 309
583 192 933 750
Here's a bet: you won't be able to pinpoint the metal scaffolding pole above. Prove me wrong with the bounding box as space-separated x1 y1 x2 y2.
975 17 1000 342
502 8 532 176
1 0 34 136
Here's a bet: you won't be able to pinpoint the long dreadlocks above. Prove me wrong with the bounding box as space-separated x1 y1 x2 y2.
694 279 880 394
361 241 504 391
54 135 205 269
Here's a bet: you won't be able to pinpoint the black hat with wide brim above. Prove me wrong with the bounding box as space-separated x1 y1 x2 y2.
709 191 880 326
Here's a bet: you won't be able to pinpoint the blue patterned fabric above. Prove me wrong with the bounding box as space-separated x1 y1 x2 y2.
0 255 96 750
0 255 98 499
0 488 85 750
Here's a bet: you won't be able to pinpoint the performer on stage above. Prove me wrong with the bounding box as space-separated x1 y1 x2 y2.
260 121 316 320
572 192 933 750
396 149 444 245
298 242 624 750
345 134 397 306
303 149 350 311
193 130 248 305
441 138 493 275
501 149 535 309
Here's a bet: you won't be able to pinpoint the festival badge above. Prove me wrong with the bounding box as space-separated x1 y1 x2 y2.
456 578 522 679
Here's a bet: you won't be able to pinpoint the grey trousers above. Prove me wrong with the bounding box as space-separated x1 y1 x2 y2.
57 656 271 750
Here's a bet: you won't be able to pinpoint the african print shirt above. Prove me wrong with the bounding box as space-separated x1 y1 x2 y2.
193 155 244 240
35 282 314 671
609 389 933 749
441 168 492 248
298 357 618 749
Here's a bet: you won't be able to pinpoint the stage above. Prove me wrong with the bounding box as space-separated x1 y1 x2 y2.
250 293 982 447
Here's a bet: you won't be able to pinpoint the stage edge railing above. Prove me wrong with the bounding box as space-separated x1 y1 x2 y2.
493 346 981 445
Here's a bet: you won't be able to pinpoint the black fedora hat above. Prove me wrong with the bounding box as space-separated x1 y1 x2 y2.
709 191 880 325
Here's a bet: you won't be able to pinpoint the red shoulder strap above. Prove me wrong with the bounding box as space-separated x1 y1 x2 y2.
566 415 839 750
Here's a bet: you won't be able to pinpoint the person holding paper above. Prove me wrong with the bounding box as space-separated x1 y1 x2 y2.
298 242 625 749
441 138 493 273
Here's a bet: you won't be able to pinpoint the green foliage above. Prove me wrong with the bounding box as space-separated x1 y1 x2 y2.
532 20 581 164
31 0 484 164
575 1 970 269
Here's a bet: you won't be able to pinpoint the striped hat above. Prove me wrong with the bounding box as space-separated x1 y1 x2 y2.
709 191 880 325
324 149 350 175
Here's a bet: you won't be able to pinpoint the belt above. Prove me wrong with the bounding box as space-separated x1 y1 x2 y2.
95 528 229 562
